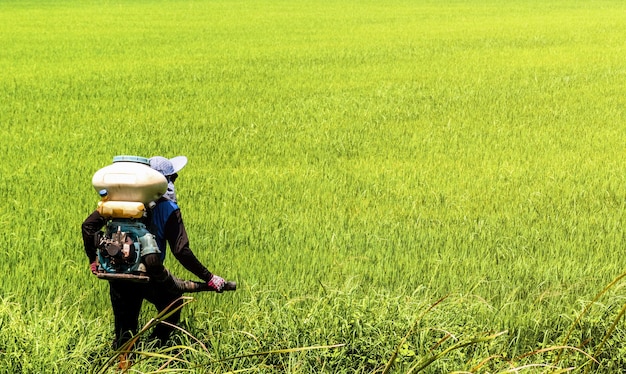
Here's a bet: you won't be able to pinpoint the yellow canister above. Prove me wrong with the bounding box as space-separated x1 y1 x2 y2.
97 200 145 219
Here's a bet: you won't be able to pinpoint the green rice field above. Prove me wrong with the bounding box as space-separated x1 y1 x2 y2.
2 0 626 372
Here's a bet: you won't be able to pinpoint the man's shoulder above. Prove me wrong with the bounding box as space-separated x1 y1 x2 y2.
155 198 179 212
151 198 180 227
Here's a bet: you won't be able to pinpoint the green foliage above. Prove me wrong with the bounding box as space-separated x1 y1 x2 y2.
2 0 626 372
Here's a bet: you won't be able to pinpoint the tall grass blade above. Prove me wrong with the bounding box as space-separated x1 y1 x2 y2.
406 331 506 373
95 296 195 374
584 302 626 373
213 343 347 362
555 270 626 365
381 296 448 374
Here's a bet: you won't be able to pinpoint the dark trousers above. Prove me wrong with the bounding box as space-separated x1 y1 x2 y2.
109 279 183 349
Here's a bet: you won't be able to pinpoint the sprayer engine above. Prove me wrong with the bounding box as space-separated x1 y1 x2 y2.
99 226 139 269
97 220 160 274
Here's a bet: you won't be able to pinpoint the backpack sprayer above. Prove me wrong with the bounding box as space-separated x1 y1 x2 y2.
91 155 167 283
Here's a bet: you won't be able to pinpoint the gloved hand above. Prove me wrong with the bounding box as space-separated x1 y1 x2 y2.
207 274 226 293
90 261 98 275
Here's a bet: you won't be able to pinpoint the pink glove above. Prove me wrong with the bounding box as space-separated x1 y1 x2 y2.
207 275 225 293
90 261 98 275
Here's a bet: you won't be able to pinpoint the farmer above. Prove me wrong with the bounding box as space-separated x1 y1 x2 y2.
81 155 227 348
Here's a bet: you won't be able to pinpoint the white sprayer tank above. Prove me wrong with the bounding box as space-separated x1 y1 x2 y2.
92 156 167 204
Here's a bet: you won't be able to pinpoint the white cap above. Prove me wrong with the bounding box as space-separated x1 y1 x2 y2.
149 156 187 176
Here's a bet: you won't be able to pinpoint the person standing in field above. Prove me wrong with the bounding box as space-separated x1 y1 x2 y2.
81 155 228 348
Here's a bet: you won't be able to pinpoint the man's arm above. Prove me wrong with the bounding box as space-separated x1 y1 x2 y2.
164 209 213 282
81 210 106 263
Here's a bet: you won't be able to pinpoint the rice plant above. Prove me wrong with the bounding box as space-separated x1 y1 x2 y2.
2 0 626 372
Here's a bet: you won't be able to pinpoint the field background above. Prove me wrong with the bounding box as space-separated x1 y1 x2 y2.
2 0 626 372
